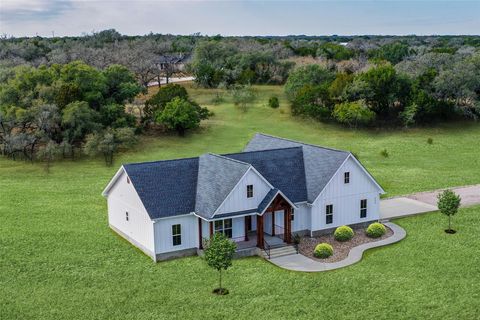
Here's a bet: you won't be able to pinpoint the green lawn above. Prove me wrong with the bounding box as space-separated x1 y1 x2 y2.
1 84 480 319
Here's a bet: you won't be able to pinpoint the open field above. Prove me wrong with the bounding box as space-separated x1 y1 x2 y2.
1 84 480 319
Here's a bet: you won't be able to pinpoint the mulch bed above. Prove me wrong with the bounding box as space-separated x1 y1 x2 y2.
298 225 394 263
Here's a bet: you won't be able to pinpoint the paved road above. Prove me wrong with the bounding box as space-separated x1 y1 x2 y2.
380 184 480 220
148 76 194 87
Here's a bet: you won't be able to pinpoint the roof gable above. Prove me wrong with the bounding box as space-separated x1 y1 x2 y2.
244 133 350 202
195 154 250 219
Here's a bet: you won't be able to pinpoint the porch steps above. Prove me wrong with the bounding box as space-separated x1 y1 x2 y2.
263 245 297 259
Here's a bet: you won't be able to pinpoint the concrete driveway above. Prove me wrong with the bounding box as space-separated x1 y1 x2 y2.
380 184 480 220
380 197 437 219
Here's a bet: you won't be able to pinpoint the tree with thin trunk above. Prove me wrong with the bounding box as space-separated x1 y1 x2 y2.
203 233 236 295
437 189 461 233
37 140 61 173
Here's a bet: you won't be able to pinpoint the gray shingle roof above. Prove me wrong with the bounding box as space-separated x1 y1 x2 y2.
195 154 250 219
118 134 353 220
223 147 308 203
244 133 350 202
257 188 279 214
123 157 199 220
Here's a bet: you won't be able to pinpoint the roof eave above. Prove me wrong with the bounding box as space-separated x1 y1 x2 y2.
102 166 127 197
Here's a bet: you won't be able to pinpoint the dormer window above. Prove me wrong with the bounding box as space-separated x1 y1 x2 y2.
247 185 254 198
344 172 350 184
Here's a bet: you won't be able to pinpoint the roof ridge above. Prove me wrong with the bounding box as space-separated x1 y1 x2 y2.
123 156 198 167
223 145 303 157
254 133 350 154
205 153 251 167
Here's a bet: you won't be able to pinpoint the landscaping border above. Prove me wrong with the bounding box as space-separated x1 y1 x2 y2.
268 222 406 272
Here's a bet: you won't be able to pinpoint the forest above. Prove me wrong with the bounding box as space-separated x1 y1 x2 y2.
1 30 479 164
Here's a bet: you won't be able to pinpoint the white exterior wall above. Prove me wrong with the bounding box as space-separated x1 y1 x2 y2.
292 204 311 232
311 156 381 232
107 170 155 256
263 204 311 234
215 169 271 215
200 217 246 242
232 217 245 241
154 215 198 254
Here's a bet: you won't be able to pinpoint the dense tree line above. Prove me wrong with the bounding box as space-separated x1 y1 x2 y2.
188 40 294 88
1 30 479 150
285 48 480 127
0 61 141 166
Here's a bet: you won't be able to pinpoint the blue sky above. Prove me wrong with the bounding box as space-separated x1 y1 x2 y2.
0 1 478 37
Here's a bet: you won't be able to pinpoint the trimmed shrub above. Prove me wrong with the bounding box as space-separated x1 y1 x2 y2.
427 138 433 145
366 222 386 238
268 96 280 109
314 243 333 259
380 149 389 158
334 225 354 242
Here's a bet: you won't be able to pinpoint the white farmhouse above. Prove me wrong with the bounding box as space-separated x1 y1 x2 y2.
103 133 385 261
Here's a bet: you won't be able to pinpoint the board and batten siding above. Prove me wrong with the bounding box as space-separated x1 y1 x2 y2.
107 170 155 257
154 215 198 254
311 156 381 231
292 204 311 232
215 168 271 215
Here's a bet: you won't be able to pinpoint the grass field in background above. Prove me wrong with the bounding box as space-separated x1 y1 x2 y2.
1 84 480 319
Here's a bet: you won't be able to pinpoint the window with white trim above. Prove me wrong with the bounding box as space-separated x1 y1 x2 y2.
326 205 333 224
246 185 254 198
172 224 182 246
344 172 350 184
214 219 233 238
291 208 295 221
360 199 367 218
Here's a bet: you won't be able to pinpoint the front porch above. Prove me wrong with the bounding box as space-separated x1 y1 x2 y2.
236 231 285 250
199 190 295 252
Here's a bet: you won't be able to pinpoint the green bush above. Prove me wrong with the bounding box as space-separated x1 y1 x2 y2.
313 243 333 259
334 225 354 241
380 149 389 158
332 100 376 128
366 222 386 238
268 96 280 108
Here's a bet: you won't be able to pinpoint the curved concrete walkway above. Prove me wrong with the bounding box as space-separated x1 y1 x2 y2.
268 222 406 272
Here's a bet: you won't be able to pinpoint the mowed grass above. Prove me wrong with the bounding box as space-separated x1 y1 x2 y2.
1 84 480 319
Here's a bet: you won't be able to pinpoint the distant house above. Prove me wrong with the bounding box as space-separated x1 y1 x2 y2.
103 134 385 261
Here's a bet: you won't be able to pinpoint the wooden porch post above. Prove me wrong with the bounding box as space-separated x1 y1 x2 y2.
271 211 275 236
198 218 203 249
283 209 288 242
286 207 292 243
244 216 249 241
257 215 264 249
209 221 213 237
